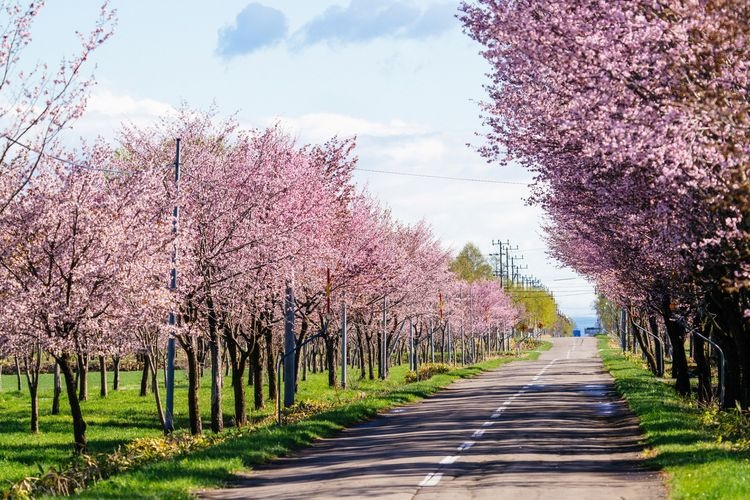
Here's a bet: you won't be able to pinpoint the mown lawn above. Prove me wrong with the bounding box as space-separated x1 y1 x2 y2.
597 335 750 499
0 366 268 489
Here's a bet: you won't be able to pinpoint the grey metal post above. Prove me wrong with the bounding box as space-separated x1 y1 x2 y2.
165 338 175 432
381 296 387 379
164 138 180 434
283 281 295 407
341 291 347 388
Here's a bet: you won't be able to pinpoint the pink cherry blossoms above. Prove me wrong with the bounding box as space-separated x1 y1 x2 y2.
462 0 750 407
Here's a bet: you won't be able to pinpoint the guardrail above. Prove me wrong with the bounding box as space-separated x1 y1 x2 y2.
631 322 665 377
685 325 725 406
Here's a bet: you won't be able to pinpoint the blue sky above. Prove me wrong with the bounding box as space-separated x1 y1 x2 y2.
30 0 596 323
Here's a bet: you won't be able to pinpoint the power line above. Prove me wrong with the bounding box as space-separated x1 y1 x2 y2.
355 167 530 186
3 135 129 175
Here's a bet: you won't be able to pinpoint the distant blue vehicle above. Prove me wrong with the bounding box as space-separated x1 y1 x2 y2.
572 329 581 337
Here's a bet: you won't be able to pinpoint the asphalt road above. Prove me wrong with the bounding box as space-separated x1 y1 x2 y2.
201 337 665 499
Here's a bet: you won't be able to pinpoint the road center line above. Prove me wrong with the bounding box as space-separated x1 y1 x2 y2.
418 358 559 490
457 441 475 451
418 472 444 487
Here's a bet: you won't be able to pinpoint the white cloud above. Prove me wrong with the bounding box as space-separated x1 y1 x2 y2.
69 89 176 142
381 137 445 164
87 89 175 118
269 112 426 143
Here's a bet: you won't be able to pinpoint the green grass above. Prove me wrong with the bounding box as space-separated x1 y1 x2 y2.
0 343 550 498
0 366 270 489
597 335 750 499
78 344 550 498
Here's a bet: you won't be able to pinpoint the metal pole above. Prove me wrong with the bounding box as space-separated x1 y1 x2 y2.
632 322 665 377
164 138 180 434
341 291 347 388
687 327 726 407
164 338 175 433
283 281 295 407
381 296 387 379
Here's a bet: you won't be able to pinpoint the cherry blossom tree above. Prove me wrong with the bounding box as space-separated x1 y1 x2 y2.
461 0 750 405
0 1 115 212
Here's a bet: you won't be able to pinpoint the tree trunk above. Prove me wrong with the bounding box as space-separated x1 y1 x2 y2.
225 330 248 427
662 303 691 397
112 356 121 391
208 321 223 433
648 315 664 376
377 331 383 379
99 355 108 398
52 361 61 415
441 328 446 363
294 318 309 390
185 345 202 435
23 348 41 433
356 327 366 379
58 354 87 453
140 353 151 397
251 341 263 410
77 353 89 401
324 335 337 387
692 327 712 403
14 357 22 391
148 355 166 431
630 315 658 375
366 335 374 380
264 328 276 401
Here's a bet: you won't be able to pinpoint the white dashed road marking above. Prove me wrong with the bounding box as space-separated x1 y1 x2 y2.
419 472 444 487
417 358 560 489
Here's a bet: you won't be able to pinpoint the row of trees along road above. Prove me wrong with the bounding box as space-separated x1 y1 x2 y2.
462 0 750 408
450 243 573 336
0 108 529 453
0 4 526 454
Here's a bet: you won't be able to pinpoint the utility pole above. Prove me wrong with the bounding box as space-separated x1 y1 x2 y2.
283 280 295 407
381 296 387 379
341 291 347 388
164 138 180 435
504 241 518 287
490 239 505 287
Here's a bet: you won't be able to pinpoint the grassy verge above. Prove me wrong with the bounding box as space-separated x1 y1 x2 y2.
76 343 550 498
597 335 750 499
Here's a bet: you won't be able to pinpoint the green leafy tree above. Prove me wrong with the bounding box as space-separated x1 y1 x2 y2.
594 295 618 334
507 284 558 331
450 243 493 283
